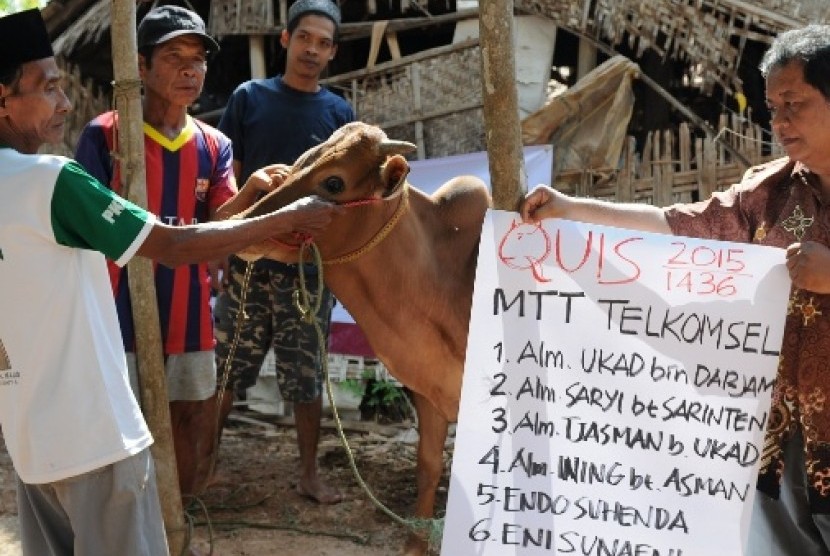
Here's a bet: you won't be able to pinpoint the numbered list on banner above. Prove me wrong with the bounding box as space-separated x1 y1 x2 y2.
441 211 791 555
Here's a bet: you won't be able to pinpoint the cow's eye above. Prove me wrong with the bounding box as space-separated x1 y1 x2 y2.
323 176 345 194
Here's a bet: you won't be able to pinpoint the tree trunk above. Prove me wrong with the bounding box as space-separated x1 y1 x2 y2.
110 2 186 554
479 0 526 211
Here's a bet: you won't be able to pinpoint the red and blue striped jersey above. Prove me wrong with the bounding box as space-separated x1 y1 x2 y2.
75 111 237 354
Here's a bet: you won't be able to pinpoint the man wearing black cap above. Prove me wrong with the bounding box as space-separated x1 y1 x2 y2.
75 4 254 500
214 0 353 505
0 8 337 555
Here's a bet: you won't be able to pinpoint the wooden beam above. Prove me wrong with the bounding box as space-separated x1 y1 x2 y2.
322 38 478 83
249 35 267 80
724 0 805 30
331 8 480 41
576 38 597 81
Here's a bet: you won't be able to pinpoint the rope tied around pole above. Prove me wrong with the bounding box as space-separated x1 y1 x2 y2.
294 240 445 550
107 78 145 195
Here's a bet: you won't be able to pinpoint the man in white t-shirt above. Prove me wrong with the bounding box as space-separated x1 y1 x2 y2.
0 9 337 556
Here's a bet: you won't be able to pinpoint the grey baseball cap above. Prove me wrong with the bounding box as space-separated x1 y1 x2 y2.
137 5 220 52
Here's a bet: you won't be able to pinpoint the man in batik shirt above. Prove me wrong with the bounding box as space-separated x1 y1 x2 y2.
522 24 830 556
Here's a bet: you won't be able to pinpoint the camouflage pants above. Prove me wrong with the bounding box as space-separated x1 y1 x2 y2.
214 257 332 403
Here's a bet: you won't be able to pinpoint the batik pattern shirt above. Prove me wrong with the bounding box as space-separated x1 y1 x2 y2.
665 156 830 511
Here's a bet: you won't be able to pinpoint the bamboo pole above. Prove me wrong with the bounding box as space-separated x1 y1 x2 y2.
479 0 526 211
249 35 267 80
110 2 186 554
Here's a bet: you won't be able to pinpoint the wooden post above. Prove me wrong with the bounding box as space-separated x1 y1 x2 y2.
576 38 597 82
695 136 704 197
618 137 636 203
479 0 525 211
641 132 653 179
110 2 186 555
701 135 718 200
651 131 662 206
249 35 267 79
679 123 691 172
658 130 674 208
412 64 426 160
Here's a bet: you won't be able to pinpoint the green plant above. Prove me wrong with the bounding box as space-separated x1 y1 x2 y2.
0 0 45 15
360 378 412 423
338 377 366 398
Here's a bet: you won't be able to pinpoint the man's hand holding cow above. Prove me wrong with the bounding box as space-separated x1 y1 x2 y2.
276 196 342 236
211 163 309 286
246 163 292 194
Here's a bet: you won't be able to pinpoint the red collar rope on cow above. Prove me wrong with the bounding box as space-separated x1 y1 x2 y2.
265 182 411 265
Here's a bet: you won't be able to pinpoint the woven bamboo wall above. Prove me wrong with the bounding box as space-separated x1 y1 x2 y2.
322 39 485 159
207 0 827 94
555 115 786 207
209 0 276 35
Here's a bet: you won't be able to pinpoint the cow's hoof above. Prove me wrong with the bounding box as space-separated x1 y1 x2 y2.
403 534 430 556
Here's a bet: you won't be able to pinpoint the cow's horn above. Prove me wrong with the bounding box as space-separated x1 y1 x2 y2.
378 140 417 156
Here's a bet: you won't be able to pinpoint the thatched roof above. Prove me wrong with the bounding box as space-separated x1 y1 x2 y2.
43 0 830 160
50 0 110 56
48 0 829 97
515 0 829 94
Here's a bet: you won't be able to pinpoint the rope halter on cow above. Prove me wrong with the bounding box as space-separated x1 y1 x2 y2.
324 182 410 265
267 180 411 266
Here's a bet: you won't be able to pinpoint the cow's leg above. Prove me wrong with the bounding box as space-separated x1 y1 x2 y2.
404 392 449 556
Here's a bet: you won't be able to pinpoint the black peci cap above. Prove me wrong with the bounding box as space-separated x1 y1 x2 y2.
137 5 220 52
0 9 54 76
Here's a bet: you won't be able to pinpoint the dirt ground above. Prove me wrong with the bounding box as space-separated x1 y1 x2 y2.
0 408 452 556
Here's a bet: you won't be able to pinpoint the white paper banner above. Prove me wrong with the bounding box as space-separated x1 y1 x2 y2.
442 210 791 556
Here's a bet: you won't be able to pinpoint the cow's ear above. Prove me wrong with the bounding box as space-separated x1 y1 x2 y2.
382 154 410 190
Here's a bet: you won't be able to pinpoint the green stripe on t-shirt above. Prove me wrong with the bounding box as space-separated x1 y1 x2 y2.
50 160 152 261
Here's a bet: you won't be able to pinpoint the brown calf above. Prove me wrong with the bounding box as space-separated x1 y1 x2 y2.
234 122 491 554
